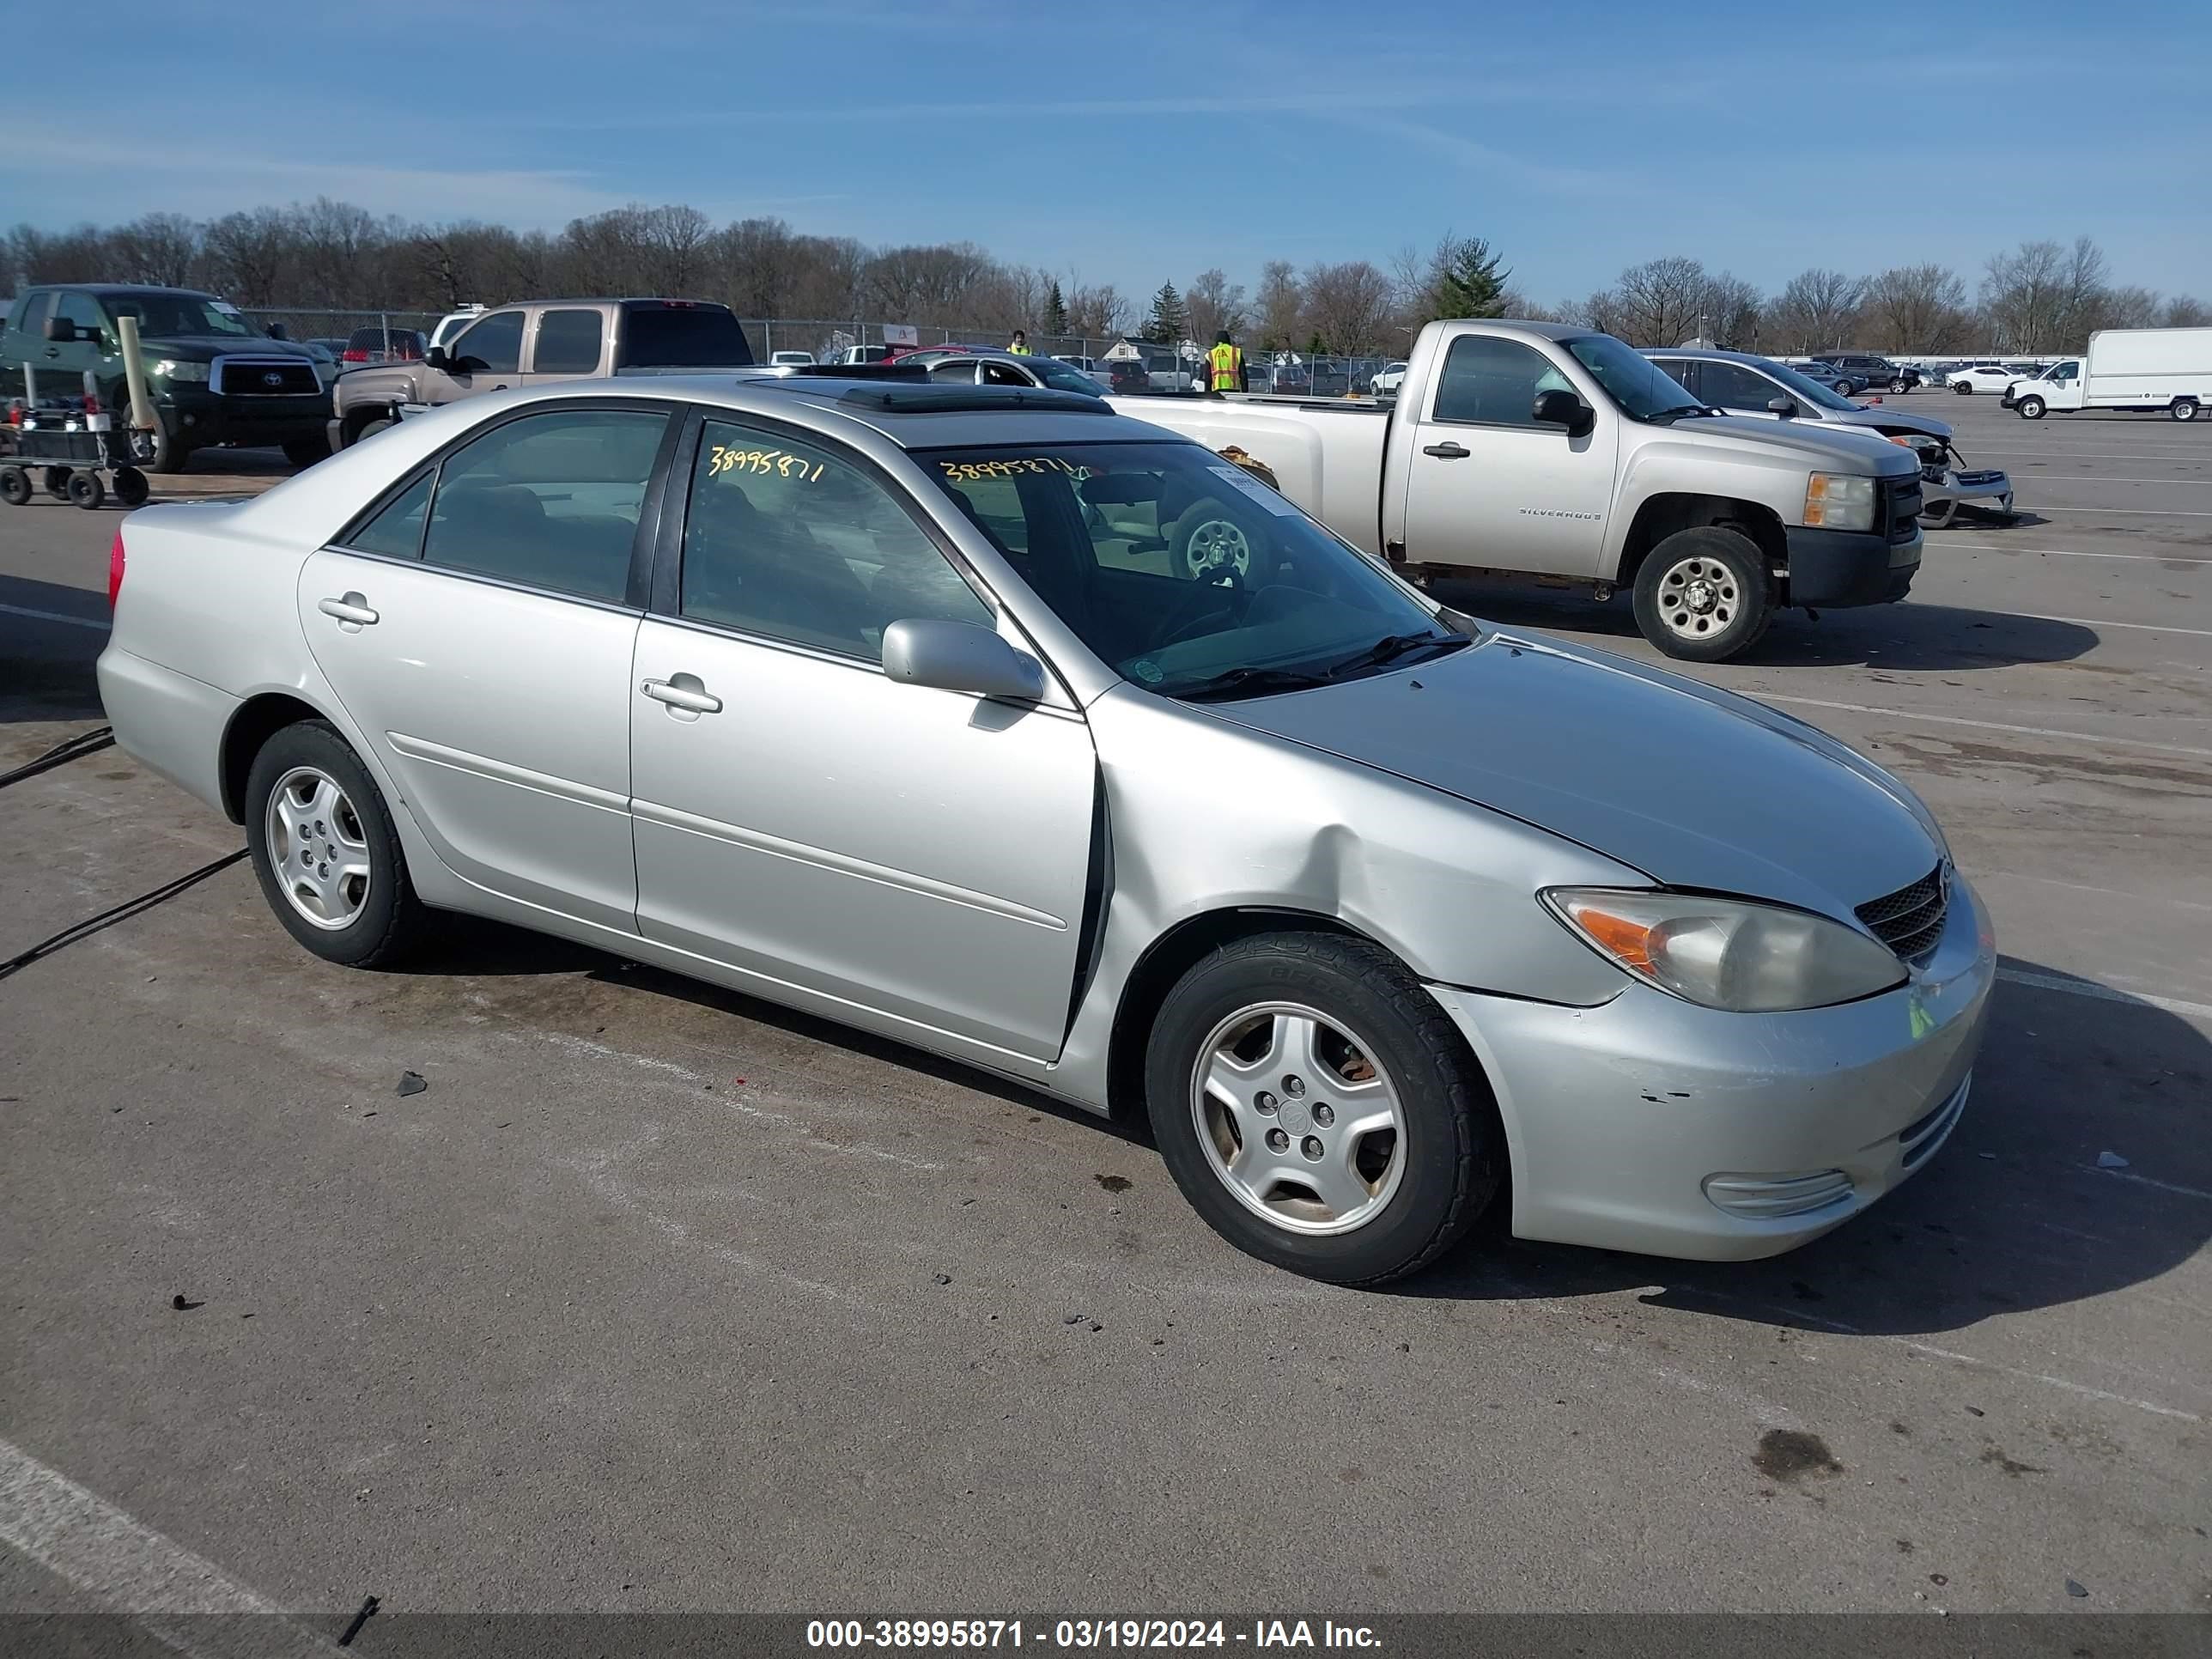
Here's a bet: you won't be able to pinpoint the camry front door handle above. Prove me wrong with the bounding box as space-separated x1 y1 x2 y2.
641 676 722 715
317 593 379 628
1422 441 1470 459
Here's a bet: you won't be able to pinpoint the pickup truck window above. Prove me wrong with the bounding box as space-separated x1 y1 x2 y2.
919 441 1459 699
1432 336 1573 427
619 305 756 368
1564 333 1705 422
532 309 604 374
100 290 261 339
452 310 524 374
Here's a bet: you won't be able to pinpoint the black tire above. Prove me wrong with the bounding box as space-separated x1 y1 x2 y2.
68 471 105 510
2172 398 2199 423
1890 378 1911 394
245 720 432 969
112 465 149 507
2016 394 2046 420
1953 382 1972 394
43 465 73 500
111 389 190 472
1631 525 1773 662
1833 378 1857 398
1169 496 1255 580
283 434 332 470
1144 932 1501 1285
0 467 29 507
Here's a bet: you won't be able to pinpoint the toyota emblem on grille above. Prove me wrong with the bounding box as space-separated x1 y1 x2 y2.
262 371 285 387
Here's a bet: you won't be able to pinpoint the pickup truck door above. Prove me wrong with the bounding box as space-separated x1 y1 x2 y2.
2045 359 2084 409
421 307 523 403
1401 332 1616 578
522 307 606 386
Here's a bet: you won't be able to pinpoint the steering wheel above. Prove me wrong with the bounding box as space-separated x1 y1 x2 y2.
1158 570 1246 646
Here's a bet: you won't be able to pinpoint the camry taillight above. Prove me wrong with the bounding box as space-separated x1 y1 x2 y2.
108 528 126 609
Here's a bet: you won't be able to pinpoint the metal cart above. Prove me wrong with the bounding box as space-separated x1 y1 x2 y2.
1 369 151 511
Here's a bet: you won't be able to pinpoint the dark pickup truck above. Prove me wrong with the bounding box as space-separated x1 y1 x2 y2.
3 284 332 471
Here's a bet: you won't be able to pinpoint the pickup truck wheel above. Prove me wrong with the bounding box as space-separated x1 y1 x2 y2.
1632 526 1771 662
2016 394 2046 420
1145 932 1501 1285
1171 497 1254 580
2172 398 2200 422
354 416 395 443
1890 378 1912 394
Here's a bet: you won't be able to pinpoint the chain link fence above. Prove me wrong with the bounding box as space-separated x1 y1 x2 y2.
240 306 1410 397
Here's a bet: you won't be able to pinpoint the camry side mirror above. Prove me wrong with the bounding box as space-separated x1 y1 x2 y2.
882 619 1044 703
1767 395 1796 417
1532 387 1595 438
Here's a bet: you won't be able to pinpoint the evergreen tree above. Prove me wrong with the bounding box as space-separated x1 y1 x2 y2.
1422 236 1511 322
1145 282 1188 345
1043 279 1069 337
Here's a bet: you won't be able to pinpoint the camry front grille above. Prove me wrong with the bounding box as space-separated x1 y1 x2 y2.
1856 864 1948 965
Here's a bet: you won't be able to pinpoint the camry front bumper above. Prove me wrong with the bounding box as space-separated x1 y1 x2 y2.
1427 875 1996 1261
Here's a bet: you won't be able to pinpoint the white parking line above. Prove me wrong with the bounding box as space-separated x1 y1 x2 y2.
1996 967 2212 1023
2034 506 2212 517
0 1436 329 1652
2008 475 2211 486
2011 612 2212 638
0 602 108 631
1757 693 2212 758
1933 542 2209 562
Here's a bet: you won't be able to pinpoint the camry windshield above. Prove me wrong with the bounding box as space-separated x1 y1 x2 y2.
1759 358 1863 411
915 442 1466 699
102 292 262 339
1565 333 1706 421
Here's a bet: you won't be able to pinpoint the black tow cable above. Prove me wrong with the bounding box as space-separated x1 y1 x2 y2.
0 848 248 983
0 726 114 790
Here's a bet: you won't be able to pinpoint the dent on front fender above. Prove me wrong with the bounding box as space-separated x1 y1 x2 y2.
1051 685 1641 1108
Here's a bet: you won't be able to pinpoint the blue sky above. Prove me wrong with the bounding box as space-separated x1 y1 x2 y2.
23 0 2210 304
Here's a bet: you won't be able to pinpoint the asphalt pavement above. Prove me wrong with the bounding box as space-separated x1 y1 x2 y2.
1 399 2206 1632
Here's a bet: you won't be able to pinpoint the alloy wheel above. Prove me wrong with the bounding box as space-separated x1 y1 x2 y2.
265 766 373 930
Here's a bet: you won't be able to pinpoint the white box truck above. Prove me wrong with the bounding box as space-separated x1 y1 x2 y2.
2005 328 2212 422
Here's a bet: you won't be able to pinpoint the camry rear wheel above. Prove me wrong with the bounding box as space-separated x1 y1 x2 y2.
1146 932 1500 1284
246 721 429 967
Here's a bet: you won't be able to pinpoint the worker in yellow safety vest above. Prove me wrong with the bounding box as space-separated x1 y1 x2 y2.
1007 330 1032 356
1207 330 1243 393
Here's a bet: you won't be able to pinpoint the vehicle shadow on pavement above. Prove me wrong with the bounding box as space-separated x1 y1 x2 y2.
0 572 108 724
1443 586 2099 672
1406 956 2210 1340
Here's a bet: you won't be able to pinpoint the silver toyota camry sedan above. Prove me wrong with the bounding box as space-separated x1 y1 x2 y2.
95 374 1994 1284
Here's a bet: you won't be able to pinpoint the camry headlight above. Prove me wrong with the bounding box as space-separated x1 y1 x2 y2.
1543 888 1906 1012
1803 471 1874 532
150 358 208 383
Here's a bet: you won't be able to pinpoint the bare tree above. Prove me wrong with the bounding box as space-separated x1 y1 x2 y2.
1979 239 2110 353
108 214 201 287
1300 260 1394 354
1185 267 1249 345
1698 271 1763 349
2163 295 2211 328
1255 259 1303 349
1601 256 1710 346
2094 284 2164 331
1764 269 1863 353
201 207 298 304
637 204 716 294
866 242 992 320
1862 264 1972 354
1063 280 1130 343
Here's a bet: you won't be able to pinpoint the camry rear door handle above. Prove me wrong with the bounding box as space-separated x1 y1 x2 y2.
317 593 379 626
1422 441 1470 459
641 676 722 714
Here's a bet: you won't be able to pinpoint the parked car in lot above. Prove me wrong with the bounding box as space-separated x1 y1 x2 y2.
769 349 817 366
428 306 484 353
1266 360 1312 396
1948 363 2019 394
95 374 1991 1283
900 349 1108 397
1784 360 1852 392
2004 330 2211 421
329 298 756 450
1120 319 1926 662
1649 349 2014 525
340 325 427 368
1369 361 1409 396
1 283 334 471
1808 353 1917 395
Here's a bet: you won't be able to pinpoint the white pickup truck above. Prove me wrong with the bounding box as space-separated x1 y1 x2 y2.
1114 319 1925 660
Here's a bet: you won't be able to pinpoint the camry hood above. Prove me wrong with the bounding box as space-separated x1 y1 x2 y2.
1206 632 1942 920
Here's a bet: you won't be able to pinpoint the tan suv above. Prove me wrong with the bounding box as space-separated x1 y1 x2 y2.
328 299 756 449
